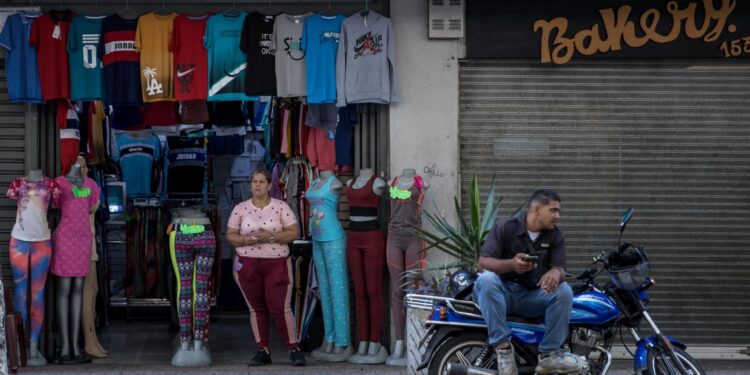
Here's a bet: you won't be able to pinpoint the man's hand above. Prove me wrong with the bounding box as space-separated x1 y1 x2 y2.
537 267 564 294
512 253 536 274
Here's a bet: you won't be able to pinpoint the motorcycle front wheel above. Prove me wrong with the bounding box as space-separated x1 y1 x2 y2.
646 347 706 375
428 332 496 375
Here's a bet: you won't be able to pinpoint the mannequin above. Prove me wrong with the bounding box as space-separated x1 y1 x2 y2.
345 169 388 364
385 168 429 366
306 170 354 362
5 168 60 366
51 158 101 364
168 208 215 367
82 163 108 359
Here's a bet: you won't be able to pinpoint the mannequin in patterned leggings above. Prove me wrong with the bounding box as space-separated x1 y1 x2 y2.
168 209 215 367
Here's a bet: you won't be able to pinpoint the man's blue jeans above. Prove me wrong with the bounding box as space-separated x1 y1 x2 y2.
473 270 573 353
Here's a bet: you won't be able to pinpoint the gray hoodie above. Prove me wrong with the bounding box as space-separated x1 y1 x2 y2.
336 11 400 107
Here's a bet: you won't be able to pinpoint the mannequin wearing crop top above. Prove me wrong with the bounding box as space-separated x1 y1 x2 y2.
345 168 389 364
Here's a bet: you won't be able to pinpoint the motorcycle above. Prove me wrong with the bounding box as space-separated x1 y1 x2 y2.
406 208 706 375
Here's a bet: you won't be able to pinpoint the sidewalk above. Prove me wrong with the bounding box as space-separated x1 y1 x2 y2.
15 316 750 375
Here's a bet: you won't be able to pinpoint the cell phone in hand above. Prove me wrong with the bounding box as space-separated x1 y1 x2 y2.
523 255 539 263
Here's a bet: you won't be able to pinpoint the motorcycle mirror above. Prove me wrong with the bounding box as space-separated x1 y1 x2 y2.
620 208 634 234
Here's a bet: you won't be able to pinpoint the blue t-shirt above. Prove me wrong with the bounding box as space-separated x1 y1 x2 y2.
68 15 105 100
114 133 161 196
0 12 44 103
301 13 344 104
204 13 257 102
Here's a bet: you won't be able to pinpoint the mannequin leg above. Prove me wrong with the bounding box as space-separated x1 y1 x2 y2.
172 232 197 345
9 238 30 337
56 277 72 359
193 230 215 343
311 241 335 347
83 261 107 358
363 232 386 345
319 239 353 361
386 234 423 366
70 277 85 358
28 241 52 364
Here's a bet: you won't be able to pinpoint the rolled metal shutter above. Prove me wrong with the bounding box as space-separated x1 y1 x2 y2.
459 59 750 346
0 58 31 286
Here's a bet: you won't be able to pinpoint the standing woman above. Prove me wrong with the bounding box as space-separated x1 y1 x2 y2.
226 169 306 367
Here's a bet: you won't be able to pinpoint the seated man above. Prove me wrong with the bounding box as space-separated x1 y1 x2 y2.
474 189 585 375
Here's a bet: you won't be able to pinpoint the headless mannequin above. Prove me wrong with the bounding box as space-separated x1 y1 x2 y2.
83 164 108 359
15 169 49 366
308 170 354 362
345 169 389 364
385 168 429 366
56 162 93 364
170 209 212 367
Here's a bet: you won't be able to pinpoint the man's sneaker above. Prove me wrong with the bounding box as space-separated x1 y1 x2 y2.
249 348 272 366
535 349 587 374
495 345 518 375
289 348 306 366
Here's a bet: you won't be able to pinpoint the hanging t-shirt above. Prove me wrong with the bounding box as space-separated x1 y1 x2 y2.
301 13 344 104
135 12 177 102
6 177 61 242
30 10 74 101
99 15 141 105
113 133 161 196
204 12 256 101
270 12 312 98
166 136 206 195
67 15 105 100
170 14 209 100
0 11 44 103
239 12 276 96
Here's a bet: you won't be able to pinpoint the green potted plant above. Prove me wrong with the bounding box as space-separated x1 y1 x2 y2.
406 174 524 294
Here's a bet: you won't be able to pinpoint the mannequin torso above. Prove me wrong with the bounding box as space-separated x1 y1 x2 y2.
347 169 385 223
309 170 343 195
26 169 44 182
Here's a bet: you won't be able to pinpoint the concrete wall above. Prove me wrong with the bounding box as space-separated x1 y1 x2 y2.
389 1 465 271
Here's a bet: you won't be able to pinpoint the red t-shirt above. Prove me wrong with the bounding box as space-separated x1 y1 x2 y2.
30 10 74 101
169 14 209 100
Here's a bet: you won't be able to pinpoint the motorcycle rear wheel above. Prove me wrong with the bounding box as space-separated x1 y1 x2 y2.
428 332 496 375
645 347 706 375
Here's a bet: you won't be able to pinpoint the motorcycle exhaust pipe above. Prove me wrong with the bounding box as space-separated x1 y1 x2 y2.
447 363 537 375
446 363 498 375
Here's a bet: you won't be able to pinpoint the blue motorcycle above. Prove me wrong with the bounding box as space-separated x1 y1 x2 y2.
406 209 705 375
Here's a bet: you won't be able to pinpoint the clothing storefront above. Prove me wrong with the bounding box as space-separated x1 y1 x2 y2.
0 0 449 370
460 0 750 353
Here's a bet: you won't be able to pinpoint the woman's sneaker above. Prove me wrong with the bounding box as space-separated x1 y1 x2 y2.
535 349 587 374
289 348 306 366
249 348 272 366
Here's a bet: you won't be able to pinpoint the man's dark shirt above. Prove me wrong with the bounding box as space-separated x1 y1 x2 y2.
480 214 566 289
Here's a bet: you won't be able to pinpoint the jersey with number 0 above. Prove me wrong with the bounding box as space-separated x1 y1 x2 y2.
67 15 105 100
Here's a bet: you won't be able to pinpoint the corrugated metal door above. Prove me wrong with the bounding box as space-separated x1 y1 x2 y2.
0 58 34 287
459 59 750 346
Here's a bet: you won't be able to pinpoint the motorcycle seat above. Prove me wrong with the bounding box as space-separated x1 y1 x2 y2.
507 315 541 324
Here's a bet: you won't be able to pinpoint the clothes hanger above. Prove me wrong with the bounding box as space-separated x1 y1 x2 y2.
320 0 337 17
154 0 174 16
223 0 241 16
257 0 280 16
360 0 370 17
117 0 139 19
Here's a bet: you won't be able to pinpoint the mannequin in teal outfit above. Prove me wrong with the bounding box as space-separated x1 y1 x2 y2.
306 170 353 362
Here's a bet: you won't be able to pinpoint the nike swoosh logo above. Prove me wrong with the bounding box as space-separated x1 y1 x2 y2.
177 67 196 77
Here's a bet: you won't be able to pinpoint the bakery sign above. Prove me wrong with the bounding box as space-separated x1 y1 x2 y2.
466 0 750 63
